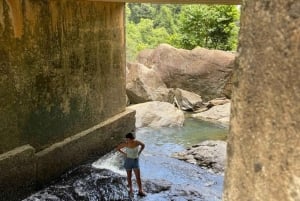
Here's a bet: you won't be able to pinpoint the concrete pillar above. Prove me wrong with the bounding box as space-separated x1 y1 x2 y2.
0 1 134 200
223 1 300 200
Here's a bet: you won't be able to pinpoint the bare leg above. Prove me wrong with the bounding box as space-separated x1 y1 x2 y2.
126 169 133 194
133 168 145 195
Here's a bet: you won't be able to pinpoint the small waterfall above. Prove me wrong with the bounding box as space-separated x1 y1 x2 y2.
23 163 129 201
92 151 126 176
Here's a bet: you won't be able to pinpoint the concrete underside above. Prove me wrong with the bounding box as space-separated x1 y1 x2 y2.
0 109 135 201
93 0 241 4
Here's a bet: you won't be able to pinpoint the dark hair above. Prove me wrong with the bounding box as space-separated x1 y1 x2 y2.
125 132 135 139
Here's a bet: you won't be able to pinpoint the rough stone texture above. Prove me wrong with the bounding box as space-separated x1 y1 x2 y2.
35 109 135 186
126 62 172 103
223 1 300 201
192 102 231 127
173 88 204 111
172 140 227 173
0 145 36 201
0 1 134 200
128 101 185 128
222 72 233 99
137 44 235 101
0 0 126 154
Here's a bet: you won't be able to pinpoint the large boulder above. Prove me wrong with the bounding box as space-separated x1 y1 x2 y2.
126 62 172 104
128 101 185 128
137 44 235 101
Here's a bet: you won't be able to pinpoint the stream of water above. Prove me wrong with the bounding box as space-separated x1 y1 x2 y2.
24 117 228 201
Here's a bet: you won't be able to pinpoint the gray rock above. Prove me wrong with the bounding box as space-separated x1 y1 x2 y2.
172 140 227 173
192 102 231 127
126 62 172 104
137 44 235 101
128 101 185 128
173 88 205 111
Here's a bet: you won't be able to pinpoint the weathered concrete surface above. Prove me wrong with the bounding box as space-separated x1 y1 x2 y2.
0 109 135 201
0 0 134 200
35 109 135 186
223 1 300 201
0 145 36 201
0 0 126 154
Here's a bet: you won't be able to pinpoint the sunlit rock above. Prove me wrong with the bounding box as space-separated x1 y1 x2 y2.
128 101 185 128
173 88 205 111
192 102 231 127
137 44 235 101
126 62 173 104
172 140 227 173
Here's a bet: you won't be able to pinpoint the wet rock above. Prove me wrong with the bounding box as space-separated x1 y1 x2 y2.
172 140 227 173
143 179 172 193
24 166 129 201
23 165 176 201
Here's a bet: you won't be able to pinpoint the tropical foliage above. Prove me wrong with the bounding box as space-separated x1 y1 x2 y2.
126 4 240 61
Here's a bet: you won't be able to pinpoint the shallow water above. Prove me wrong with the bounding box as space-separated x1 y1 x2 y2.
24 117 228 201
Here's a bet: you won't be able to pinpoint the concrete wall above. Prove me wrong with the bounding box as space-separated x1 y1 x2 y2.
0 0 127 154
223 1 300 201
0 109 135 201
0 1 135 200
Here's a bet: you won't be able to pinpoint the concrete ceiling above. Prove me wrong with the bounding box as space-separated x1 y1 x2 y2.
90 0 242 4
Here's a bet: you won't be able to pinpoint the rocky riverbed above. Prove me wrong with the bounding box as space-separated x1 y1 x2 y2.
24 118 227 201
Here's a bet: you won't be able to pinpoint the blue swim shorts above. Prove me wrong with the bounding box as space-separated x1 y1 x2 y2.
124 158 139 170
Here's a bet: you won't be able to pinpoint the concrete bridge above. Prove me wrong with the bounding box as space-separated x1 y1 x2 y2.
0 0 299 200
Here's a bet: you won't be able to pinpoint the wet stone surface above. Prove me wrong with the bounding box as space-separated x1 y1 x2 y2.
23 164 206 201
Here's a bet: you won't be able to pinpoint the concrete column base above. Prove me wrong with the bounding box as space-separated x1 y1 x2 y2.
0 108 135 201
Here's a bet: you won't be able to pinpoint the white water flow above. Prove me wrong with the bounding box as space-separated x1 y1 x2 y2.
92 151 126 176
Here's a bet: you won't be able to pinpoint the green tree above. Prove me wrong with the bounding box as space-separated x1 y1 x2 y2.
126 18 170 61
179 5 239 50
126 22 142 61
125 4 240 61
128 3 155 24
153 5 177 34
137 19 169 50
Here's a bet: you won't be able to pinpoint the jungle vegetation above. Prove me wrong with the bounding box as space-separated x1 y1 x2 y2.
126 4 240 61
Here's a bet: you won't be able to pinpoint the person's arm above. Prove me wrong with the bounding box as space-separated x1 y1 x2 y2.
137 140 145 156
116 143 126 156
